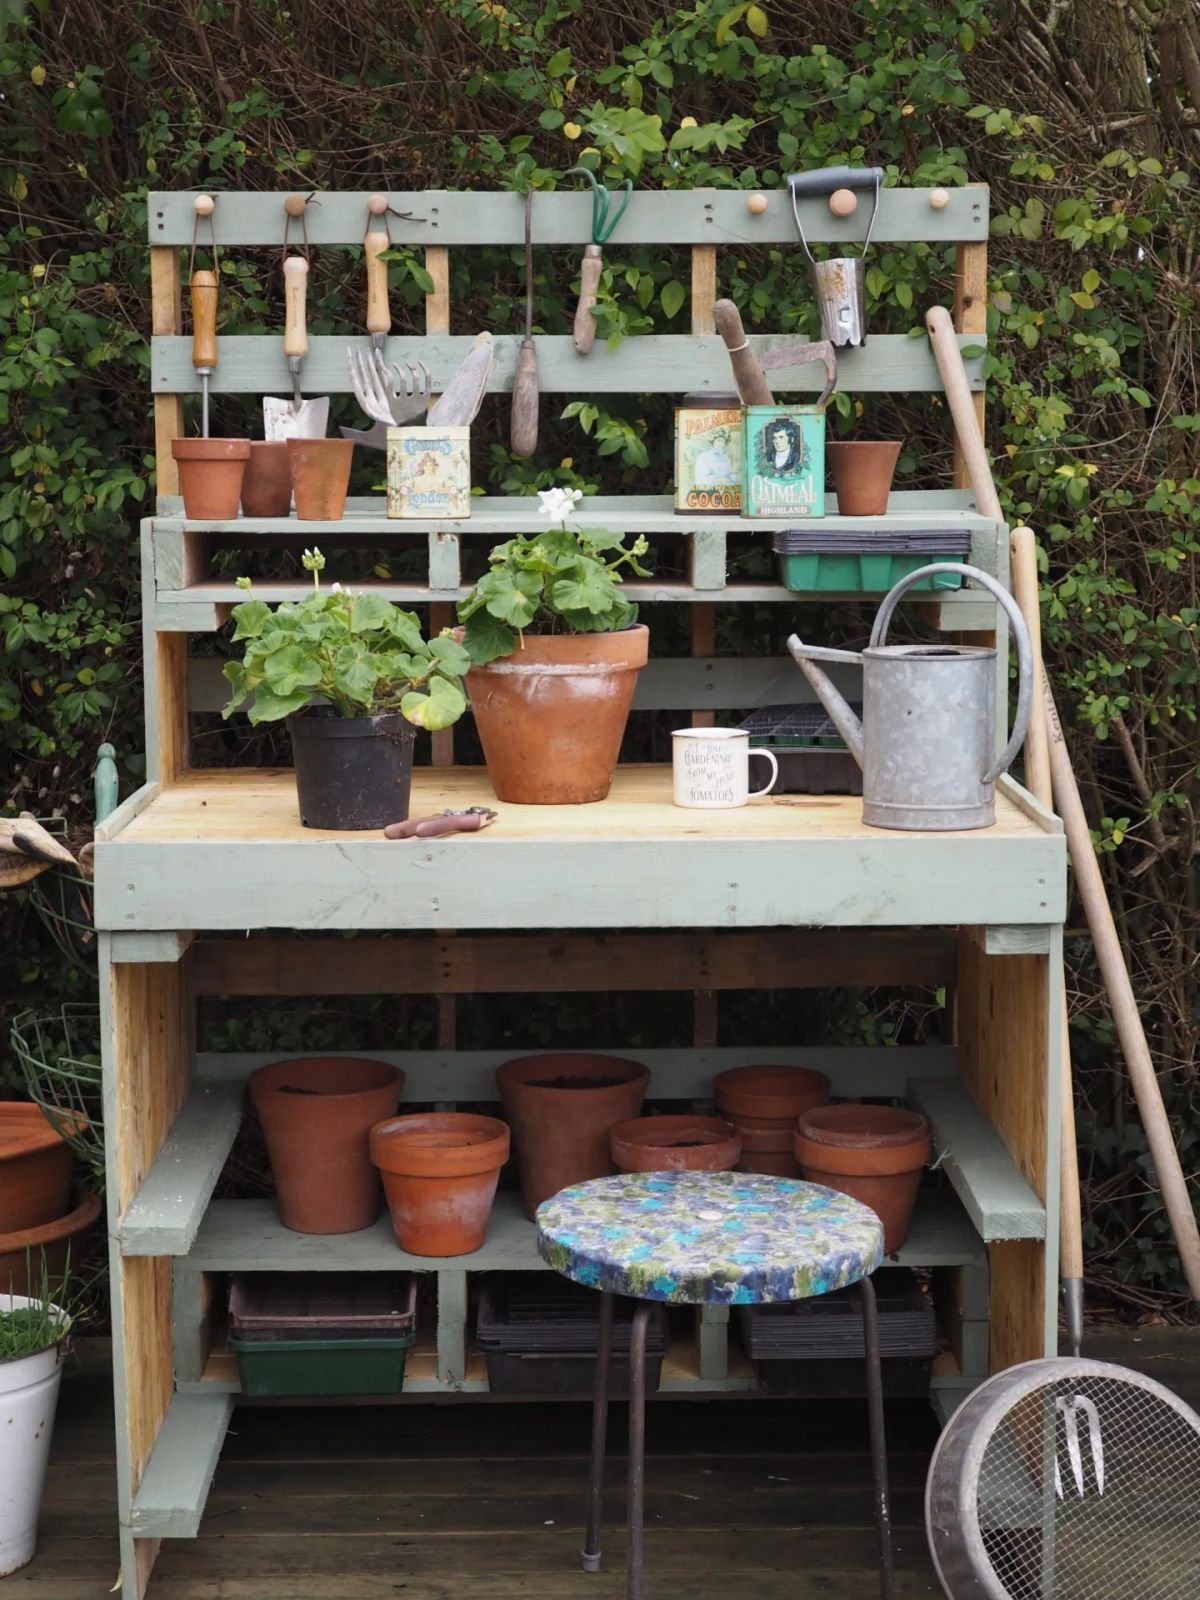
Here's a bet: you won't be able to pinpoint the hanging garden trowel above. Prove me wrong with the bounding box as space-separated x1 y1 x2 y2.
510 190 539 458
263 254 329 440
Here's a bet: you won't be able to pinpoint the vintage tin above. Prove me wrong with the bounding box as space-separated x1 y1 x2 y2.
386 425 471 519
674 393 743 513
743 404 826 519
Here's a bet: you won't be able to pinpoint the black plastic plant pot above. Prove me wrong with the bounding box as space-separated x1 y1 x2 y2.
288 710 416 831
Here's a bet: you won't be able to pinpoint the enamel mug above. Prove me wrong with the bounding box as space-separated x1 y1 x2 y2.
672 728 779 809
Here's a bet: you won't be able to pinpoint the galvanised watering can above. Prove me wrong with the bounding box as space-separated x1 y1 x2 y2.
786 563 1033 831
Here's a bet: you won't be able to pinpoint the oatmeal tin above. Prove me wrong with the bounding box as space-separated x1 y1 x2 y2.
387 426 471 519
743 404 826 519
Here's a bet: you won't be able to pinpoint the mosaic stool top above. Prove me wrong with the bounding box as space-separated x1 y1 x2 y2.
535 1170 884 1305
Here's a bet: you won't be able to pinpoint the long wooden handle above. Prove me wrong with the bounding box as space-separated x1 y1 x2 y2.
713 298 773 405
364 227 390 337
574 245 603 355
925 304 1002 521
190 269 218 371
283 255 309 360
510 339 539 457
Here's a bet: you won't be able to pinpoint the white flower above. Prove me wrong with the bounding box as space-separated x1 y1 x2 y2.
537 486 583 521
331 582 342 593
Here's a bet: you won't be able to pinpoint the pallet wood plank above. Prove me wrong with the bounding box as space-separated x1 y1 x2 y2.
120 1080 245 1256
908 1077 1046 1242
129 1393 233 1539
150 247 182 501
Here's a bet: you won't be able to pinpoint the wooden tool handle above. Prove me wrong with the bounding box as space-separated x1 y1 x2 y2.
573 245 603 356
364 227 391 337
712 298 773 405
282 255 309 359
190 270 218 370
510 339 539 457
925 305 1002 520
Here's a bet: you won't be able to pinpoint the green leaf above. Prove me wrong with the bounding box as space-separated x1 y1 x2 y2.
246 686 313 726
401 675 467 731
427 634 471 675
262 645 323 698
546 47 572 76
745 4 768 37
480 567 541 628
332 641 381 704
462 608 516 665
715 4 746 45
661 279 686 319
347 592 394 634
550 570 613 614
894 280 913 310
1081 268 1101 294
408 261 435 293
538 107 564 130
230 599 272 642
385 609 427 650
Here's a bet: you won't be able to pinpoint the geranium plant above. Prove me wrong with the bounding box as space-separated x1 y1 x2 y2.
457 487 651 665
222 548 468 730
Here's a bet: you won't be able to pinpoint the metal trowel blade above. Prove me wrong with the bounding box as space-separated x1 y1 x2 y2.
262 395 331 441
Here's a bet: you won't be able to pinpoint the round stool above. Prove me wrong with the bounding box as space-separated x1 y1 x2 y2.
537 1169 894 1600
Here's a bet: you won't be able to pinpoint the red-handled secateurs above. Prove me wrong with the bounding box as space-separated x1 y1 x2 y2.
382 807 497 841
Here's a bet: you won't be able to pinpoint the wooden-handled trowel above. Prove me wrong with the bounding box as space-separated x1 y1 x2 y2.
263 195 330 440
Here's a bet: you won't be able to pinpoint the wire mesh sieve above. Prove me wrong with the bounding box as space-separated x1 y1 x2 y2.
926 1358 1200 1599
10 1004 104 1185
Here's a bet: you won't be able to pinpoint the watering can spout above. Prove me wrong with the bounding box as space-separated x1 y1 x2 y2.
785 636 865 766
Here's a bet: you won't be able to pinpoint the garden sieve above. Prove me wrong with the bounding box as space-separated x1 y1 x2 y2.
926 1357 1200 1600
786 165 882 348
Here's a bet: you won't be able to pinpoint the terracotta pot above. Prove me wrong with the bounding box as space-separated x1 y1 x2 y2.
171 437 251 520
466 626 650 804
0 1188 102 1297
0 1104 84 1234
241 441 292 517
371 1113 510 1257
610 1115 740 1174
731 1120 802 1178
287 437 354 520
714 1065 831 1122
496 1053 650 1217
795 1104 932 1252
826 440 903 517
250 1057 404 1235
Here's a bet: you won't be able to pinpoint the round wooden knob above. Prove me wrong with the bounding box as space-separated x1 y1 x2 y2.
829 188 858 218
367 192 388 215
284 193 308 217
929 187 950 211
193 194 215 217
747 192 768 215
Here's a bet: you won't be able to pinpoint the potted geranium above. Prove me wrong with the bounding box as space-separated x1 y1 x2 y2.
0 1275 73 1575
457 488 651 804
222 549 469 830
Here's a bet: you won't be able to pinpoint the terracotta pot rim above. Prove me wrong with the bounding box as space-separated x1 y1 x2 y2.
371 1113 510 1178
286 436 355 454
496 1054 650 1093
170 436 251 458
611 1115 740 1173
0 1103 85 1162
0 1187 102 1251
825 439 904 454
714 1065 831 1119
250 1056 403 1103
610 1115 734 1148
796 1104 930 1148
467 623 650 673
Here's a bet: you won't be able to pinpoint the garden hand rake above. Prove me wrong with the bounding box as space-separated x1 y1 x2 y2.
341 350 433 449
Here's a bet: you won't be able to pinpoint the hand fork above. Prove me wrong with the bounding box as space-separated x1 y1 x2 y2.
341 350 433 449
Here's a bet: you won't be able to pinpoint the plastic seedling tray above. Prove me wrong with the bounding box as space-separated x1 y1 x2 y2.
740 705 864 795
477 1273 667 1396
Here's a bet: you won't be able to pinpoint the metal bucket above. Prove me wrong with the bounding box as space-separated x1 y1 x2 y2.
787 167 882 348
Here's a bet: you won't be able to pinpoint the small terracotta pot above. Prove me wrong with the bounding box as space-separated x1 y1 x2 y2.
0 1188 102 1297
0 1104 84 1234
466 626 650 804
496 1053 650 1217
610 1115 740 1174
371 1113 510 1257
287 437 354 520
826 440 903 517
241 441 293 518
731 1120 803 1178
714 1065 832 1123
171 437 251 520
250 1057 404 1235
795 1104 932 1252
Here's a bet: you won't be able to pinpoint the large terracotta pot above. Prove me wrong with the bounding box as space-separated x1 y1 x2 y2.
610 1115 740 1174
714 1065 831 1179
826 440 902 517
241 441 292 517
496 1053 650 1217
0 1188 102 1297
250 1057 404 1235
0 1105 84 1234
795 1104 932 1252
171 437 250 520
466 626 649 804
287 437 354 520
371 1113 510 1257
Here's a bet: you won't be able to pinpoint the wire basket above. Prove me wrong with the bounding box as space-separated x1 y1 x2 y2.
25 817 97 970
10 1004 104 1186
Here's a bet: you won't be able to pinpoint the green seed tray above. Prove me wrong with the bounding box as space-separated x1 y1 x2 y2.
228 1331 415 1397
775 553 965 593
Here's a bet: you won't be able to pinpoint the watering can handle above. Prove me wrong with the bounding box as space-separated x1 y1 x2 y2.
787 167 884 197
869 562 1034 788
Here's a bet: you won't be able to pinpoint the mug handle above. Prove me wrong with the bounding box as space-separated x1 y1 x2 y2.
748 748 779 798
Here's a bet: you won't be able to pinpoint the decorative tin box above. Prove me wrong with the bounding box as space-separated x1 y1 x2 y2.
674 393 743 513
387 425 471 519
743 404 826 519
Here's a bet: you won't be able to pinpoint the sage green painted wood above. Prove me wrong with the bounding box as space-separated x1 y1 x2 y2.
94 830 1067 933
149 186 988 247
908 1077 1047 1243
120 1079 246 1256
108 930 194 963
195 1045 956 1101
152 333 985 397
437 1270 468 1386
996 774 1063 835
128 1391 234 1538
981 924 1052 955
428 530 461 591
93 780 159 843
958 1319 991 1378
171 1262 206 1384
690 526 728 590
699 1305 730 1381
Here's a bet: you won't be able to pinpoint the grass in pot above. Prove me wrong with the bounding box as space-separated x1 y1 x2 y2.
222 547 469 830
457 487 651 804
0 1267 75 1576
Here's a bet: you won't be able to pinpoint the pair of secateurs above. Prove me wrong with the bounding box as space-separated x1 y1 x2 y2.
382 807 496 841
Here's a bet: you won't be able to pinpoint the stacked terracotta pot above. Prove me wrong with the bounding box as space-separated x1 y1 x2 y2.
795 1104 932 1253
0 1104 101 1297
610 1114 740 1174
713 1066 831 1177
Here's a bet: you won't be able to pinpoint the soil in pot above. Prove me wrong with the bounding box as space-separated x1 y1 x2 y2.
0 1104 85 1234
826 440 903 517
714 1065 832 1123
466 625 649 804
610 1115 740 1174
287 437 354 520
370 1113 510 1256
0 1188 102 1298
241 440 292 517
795 1104 932 1253
250 1057 404 1235
288 709 416 831
496 1054 650 1217
171 437 251 520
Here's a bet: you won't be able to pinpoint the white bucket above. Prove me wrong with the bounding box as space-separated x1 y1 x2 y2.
0 1294 69 1576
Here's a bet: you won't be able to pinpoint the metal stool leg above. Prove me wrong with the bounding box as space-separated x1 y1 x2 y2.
626 1302 651 1600
859 1275 895 1600
582 1291 614 1573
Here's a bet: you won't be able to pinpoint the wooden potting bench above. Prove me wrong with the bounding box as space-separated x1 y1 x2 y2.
94 185 1065 1599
